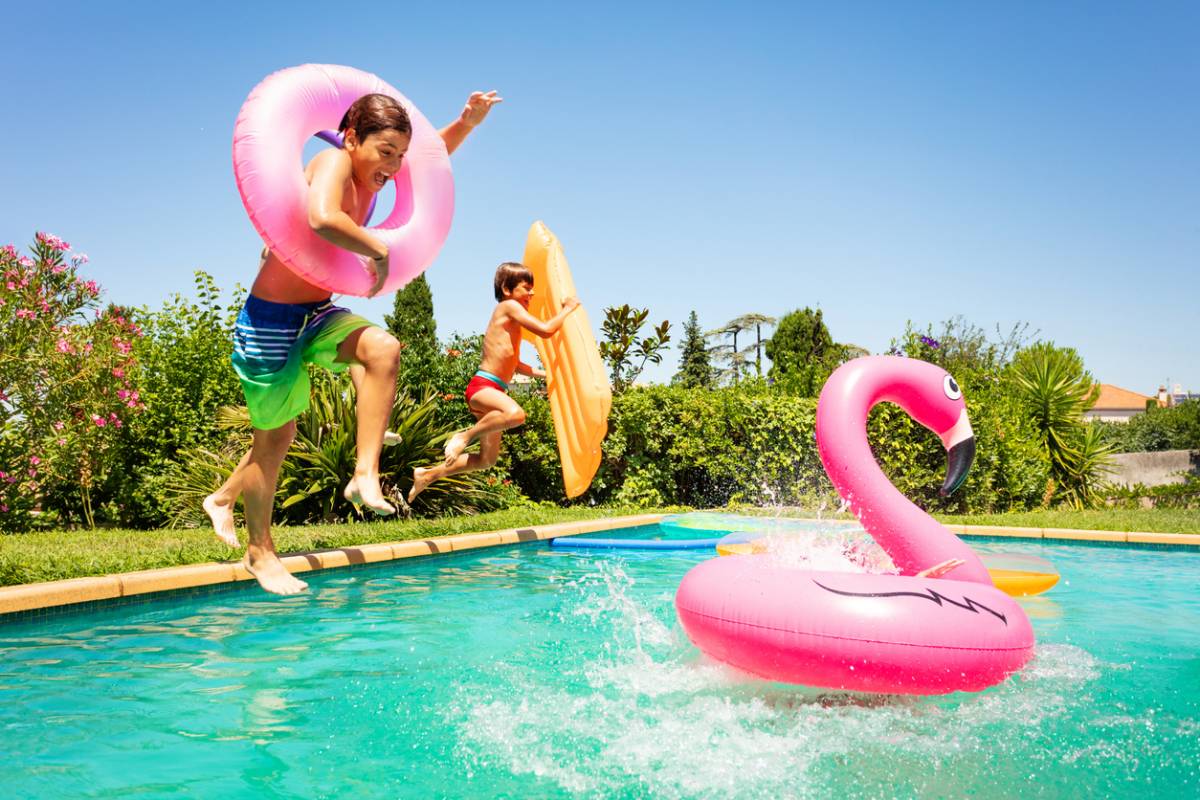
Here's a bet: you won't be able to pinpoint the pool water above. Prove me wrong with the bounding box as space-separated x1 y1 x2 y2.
1 524 1198 798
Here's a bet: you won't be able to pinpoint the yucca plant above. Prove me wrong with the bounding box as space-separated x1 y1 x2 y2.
164 370 508 527
1009 342 1113 508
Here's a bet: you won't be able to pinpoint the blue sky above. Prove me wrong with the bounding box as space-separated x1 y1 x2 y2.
3 1 1197 393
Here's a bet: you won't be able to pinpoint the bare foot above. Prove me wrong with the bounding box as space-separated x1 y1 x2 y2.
203 494 240 548
408 467 434 504
383 431 402 446
917 558 966 579
443 432 470 466
242 553 307 595
343 475 396 516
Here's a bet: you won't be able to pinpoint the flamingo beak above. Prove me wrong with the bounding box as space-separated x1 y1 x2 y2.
939 409 975 497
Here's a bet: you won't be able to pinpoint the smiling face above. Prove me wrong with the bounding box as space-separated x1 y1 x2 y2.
504 280 535 308
344 128 411 193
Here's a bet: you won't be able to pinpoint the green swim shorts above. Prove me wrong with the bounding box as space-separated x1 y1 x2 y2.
231 295 373 430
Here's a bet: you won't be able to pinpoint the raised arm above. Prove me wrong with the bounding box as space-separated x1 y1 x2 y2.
440 91 503 155
504 297 580 339
306 149 389 295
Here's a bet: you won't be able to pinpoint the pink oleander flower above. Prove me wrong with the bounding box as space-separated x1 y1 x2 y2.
83 342 93 354
118 389 129 400
15 308 35 320
40 300 50 313
0 505 7 513
5 281 15 291
29 456 40 466
57 338 72 353
130 391 139 402
2 245 16 258
112 367 124 378
57 438 67 446
114 340 132 354
17 256 34 268
36 232 69 251
0 471 7 480
70 252 89 265
28 468 37 479
52 263 68 274
54 421 65 430
84 280 99 296
92 414 106 427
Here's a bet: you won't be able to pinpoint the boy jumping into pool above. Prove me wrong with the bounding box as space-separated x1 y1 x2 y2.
204 89 501 595
406 262 580 502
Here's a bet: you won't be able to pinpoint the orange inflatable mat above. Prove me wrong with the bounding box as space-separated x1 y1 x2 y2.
520 221 612 497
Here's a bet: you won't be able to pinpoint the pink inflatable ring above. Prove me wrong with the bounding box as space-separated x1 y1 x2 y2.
233 64 454 296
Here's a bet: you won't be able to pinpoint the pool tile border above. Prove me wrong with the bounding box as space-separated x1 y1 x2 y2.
946 524 1199 547
2 514 1196 618
0 514 665 617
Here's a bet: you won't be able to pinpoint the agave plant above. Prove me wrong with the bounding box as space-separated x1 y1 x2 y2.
1009 343 1114 508
165 370 507 527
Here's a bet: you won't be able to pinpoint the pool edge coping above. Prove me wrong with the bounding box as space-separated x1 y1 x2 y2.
1 515 1195 616
0 513 666 616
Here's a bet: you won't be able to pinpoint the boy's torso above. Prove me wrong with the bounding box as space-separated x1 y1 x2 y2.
251 153 373 304
477 305 522 383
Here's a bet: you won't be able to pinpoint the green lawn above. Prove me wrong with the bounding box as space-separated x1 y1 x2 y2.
0 505 683 587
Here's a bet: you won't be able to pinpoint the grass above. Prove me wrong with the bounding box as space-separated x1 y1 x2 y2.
0 505 684 587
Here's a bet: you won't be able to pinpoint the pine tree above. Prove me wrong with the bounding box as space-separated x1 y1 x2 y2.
673 310 713 388
383 274 438 384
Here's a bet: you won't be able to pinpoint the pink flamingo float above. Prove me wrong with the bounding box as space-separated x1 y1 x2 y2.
674 356 1035 694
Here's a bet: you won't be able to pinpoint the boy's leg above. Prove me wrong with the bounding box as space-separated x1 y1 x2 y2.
242 421 307 595
204 449 252 547
444 387 526 465
336 326 401 515
409 430 502 503
349 364 402 446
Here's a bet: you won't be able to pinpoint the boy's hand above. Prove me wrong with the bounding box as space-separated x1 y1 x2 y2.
460 91 503 128
366 253 389 298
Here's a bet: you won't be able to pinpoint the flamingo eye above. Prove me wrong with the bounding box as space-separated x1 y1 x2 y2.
943 375 962 400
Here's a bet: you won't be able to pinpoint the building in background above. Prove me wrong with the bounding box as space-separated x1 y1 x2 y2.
1085 384 1152 423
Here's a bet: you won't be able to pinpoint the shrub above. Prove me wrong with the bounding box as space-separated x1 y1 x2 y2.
506 378 1048 513
0 234 143 530
108 272 247 527
1097 400 1200 453
163 372 510 527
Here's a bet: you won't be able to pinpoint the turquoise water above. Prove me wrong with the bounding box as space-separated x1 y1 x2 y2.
2 524 1198 798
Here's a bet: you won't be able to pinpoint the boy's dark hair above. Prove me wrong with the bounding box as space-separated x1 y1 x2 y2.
494 262 534 302
339 94 412 143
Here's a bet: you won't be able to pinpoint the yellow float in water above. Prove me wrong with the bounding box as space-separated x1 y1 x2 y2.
715 539 1059 597
521 221 611 497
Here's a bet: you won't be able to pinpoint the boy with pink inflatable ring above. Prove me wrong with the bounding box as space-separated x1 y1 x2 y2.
206 84 501 596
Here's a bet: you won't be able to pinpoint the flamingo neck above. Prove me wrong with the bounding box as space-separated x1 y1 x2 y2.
816 365 991 583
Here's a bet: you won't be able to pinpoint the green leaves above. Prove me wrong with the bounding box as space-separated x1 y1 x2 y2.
164 374 510 527
1008 342 1114 508
598 304 672 392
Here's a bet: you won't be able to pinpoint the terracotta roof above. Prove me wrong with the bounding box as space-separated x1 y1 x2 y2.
1092 383 1151 411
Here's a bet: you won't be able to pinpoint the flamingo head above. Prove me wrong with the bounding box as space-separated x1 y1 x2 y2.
878 357 976 497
